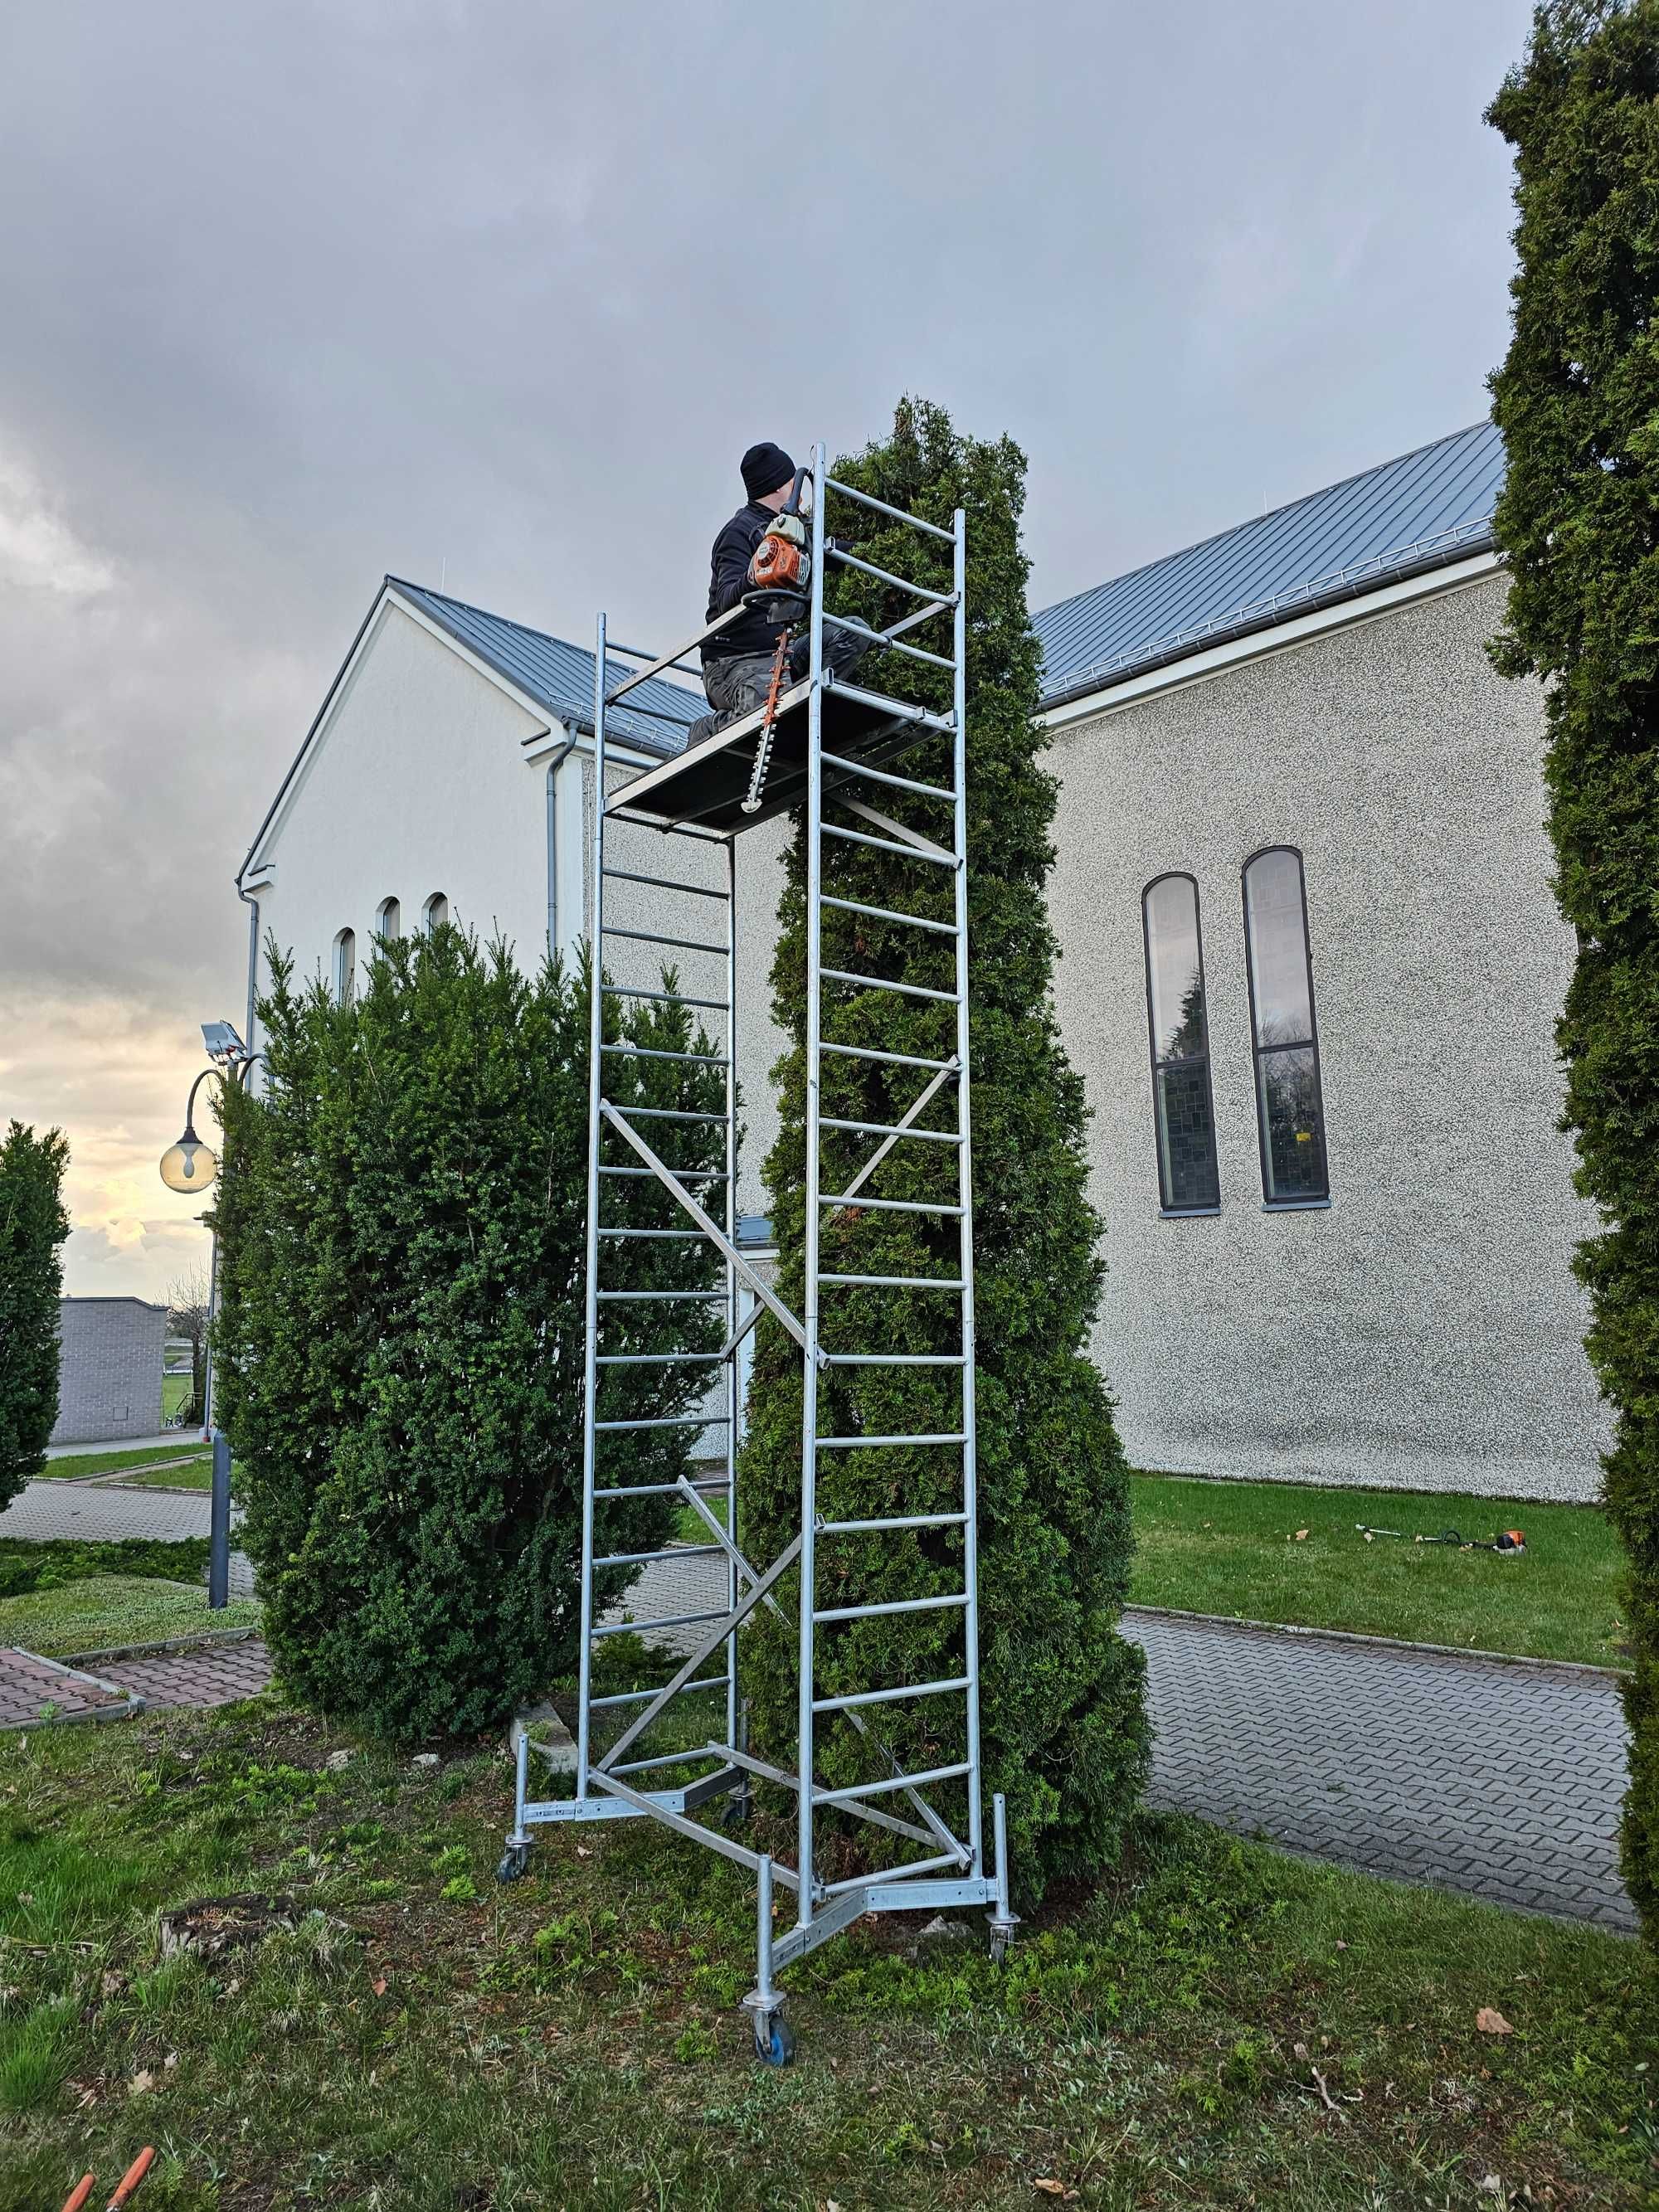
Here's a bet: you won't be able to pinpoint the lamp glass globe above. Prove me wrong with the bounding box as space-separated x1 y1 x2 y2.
159 1137 218 1194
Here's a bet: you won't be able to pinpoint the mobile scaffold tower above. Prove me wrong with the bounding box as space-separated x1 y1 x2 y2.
499 440 1014 2063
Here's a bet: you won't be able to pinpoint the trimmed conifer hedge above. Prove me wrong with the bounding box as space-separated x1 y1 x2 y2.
0 1120 71 1505
738 400 1149 1902
1486 0 1659 1929
213 927 722 1740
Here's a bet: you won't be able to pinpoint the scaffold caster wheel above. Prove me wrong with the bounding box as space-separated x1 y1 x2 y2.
496 1842 531 1884
752 2010 795 2068
721 1790 752 1830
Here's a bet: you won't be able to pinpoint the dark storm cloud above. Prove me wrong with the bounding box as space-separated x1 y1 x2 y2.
0 0 1528 1289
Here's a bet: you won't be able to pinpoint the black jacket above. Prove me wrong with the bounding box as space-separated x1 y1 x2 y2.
702 501 790 665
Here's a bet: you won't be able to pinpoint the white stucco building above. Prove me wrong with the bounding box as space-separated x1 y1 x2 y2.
238 422 1607 1504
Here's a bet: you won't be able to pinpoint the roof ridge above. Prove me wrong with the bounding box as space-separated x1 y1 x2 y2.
1033 421 1495 625
387 574 567 645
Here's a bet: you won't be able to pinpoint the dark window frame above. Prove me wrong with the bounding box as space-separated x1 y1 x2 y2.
1141 870 1222 1216
1240 843 1330 1208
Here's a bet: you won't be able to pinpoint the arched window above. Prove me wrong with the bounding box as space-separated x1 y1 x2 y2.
1141 873 1220 1213
332 927 356 1006
376 896 401 940
421 892 449 932
1242 847 1329 1204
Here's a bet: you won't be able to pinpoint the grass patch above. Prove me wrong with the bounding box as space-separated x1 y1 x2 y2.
44 1442 211 1483
161 1373 193 1422
0 1694 1650 2209
0 1574 260 1659
116 1462 213 1493
1130 1471 1625 1667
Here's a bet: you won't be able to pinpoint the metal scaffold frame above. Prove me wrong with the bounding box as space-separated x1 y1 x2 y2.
499 440 1014 2063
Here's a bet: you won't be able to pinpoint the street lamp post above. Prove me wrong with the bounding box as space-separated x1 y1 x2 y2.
158 1020 259 1610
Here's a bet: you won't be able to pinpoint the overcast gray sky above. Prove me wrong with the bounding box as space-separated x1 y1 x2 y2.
0 0 1530 1300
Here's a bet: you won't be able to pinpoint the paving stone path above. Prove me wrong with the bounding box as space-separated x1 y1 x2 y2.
1129 1610 1632 1932
2 1482 1633 1929
0 1646 134 1728
98 1638 275 1711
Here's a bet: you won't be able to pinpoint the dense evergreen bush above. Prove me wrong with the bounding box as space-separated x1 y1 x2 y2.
739 399 1148 1901
1487 0 1659 1928
213 926 722 1741
0 1120 70 1505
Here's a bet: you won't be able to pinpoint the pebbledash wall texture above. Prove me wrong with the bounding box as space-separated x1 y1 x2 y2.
1045 570 1607 1503
51 1297 168 1445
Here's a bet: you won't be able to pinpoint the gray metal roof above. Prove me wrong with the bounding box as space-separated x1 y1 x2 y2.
1034 421 1505 707
390 577 703 755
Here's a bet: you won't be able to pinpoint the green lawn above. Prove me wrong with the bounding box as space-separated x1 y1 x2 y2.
117 1461 214 1492
0 1695 1649 2210
160 1373 193 1422
0 1576 259 1660
44 1442 211 1484
1130 1471 1625 1669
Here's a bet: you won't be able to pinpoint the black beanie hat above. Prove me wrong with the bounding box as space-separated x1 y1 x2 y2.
741 441 795 501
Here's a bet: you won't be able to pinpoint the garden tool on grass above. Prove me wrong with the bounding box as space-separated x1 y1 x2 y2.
1356 1524 1526 1555
61 2147 155 2212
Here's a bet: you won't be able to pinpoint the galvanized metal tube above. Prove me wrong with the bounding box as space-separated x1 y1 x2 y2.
814 1591 968 1623
796 437 829 1936
821 967 962 1004
815 1432 968 1450
823 473 956 541
723 830 740 1760
821 822 956 867
511 1728 530 1847
826 544 955 603
819 893 958 937
601 868 731 902
813 1761 972 1806
816 1513 969 1534
819 750 955 800
819 1040 957 1072
816 1273 965 1291
812 1673 971 1712
952 501 986 1879
575 612 610 1797
756 1854 777 2007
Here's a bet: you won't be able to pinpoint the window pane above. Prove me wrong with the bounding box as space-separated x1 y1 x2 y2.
1258 1047 1327 1201
1145 875 1207 1062
1143 873 1219 1212
1156 1062 1221 1210
1244 848 1313 1047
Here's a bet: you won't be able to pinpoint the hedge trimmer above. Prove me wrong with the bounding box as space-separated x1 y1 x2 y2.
1356 1524 1526 1555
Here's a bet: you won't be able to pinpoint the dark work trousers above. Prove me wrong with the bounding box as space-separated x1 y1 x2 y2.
688 625 871 750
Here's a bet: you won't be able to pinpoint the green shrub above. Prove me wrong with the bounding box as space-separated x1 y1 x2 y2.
1486 0 1659 1930
738 399 1148 1903
0 1121 69 1505
0 1535 212 1598
212 926 722 1741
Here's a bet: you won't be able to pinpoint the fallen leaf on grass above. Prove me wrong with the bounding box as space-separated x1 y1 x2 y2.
129 2070 155 2096
1294 1529 1310 1541
1034 2185 1066 2199
372 1976 388 1996
1476 2007 1514 2036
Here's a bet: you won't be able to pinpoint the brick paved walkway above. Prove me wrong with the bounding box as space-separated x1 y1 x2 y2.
99 1638 274 1710
0 1646 134 1727
1127 1610 1632 1932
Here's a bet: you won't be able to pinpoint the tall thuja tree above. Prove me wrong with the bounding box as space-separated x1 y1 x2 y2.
1487 0 1659 1928
215 925 723 1740
740 400 1148 1898
0 1121 71 1503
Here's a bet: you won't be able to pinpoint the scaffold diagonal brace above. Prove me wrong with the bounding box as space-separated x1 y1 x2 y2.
598 1101 812 1358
